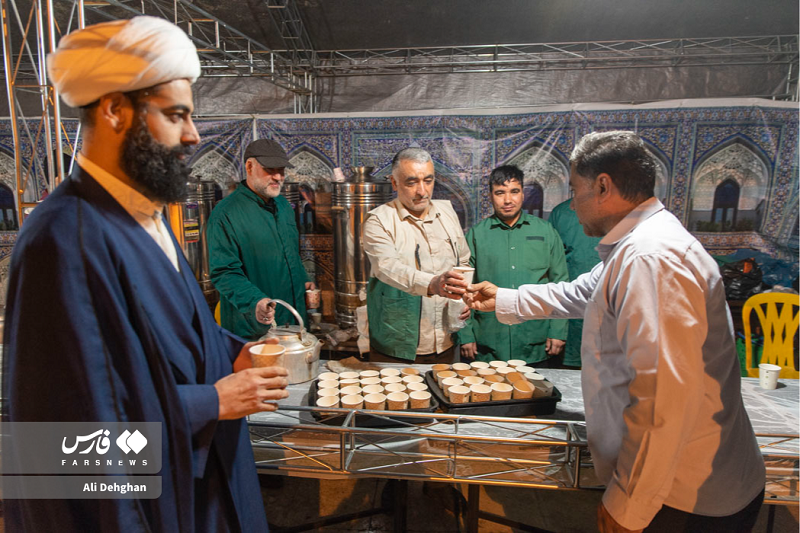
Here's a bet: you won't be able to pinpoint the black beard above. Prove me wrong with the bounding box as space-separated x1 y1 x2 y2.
120 115 193 203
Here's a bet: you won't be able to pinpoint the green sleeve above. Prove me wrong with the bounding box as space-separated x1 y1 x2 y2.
207 214 268 319
546 227 569 341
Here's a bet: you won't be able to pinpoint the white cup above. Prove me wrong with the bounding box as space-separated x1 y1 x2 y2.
759 363 781 389
453 266 475 285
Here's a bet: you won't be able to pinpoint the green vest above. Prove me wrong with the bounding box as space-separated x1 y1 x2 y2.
366 277 421 360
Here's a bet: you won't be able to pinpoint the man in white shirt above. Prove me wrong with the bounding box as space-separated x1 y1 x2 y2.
465 131 765 533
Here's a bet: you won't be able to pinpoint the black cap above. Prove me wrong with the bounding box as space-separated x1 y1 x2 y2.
244 139 294 169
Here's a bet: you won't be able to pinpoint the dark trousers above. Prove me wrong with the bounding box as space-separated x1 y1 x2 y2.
369 345 456 365
645 489 764 533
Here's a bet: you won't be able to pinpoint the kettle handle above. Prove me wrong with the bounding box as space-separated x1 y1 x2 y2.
270 299 305 339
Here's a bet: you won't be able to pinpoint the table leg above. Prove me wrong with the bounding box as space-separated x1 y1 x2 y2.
393 479 408 532
467 484 480 533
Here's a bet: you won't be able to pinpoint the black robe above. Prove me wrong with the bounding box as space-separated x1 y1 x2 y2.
2 166 269 532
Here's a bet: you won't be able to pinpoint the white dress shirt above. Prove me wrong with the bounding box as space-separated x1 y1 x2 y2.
77 154 180 271
496 198 765 530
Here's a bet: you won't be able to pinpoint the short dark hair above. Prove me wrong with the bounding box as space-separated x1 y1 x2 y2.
569 131 656 202
489 165 524 191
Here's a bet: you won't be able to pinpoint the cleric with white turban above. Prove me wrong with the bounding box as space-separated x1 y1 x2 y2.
48 15 201 107
4 15 279 533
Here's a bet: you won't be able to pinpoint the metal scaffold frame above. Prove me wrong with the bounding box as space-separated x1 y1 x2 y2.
0 0 84 224
83 0 317 111
248 406 799 506
313 36 799 79
2 0 797 223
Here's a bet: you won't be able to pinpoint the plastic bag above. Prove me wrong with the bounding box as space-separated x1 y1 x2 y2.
720 258 765 300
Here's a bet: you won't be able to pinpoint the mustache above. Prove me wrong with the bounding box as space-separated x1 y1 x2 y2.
414 195 430 200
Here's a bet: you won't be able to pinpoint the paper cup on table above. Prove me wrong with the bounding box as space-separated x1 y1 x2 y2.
364 393 387 410
317 388 340 399
435 370 457 387
359 370 380 379
488 360 508 369
452 362 471 371
341 394 364 409
305 288 321 309
362 384 384 395
759 363 781 389
385 383 406 394
318 379 339 390
505 372 524 384
407 382 428 393
469 361 490 370
496 367 515 381
360 377 382 387
470 384 492 402
339 385 363 397
463 376 484 387
506 359 526 368
318 372 339 381
379 367 401 378
402 375 424 385
441 377 464 398
386 392 409 410
409 390 431 409
491 382 513 401
484 374 504 384
249 343 285 367
515 365 535 375
400 367 419 377
381 375 403 386
513 380 534 399
528 374 554 397
525 372 544 382
449 385 470 404
339 371 360 380
477 368 497 377
339 378 359 386
316 396 339 409
432 364 452 374
456 369 477 378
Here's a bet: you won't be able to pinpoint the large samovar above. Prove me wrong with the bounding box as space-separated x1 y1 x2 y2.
167 179 218 309
331 167 393 328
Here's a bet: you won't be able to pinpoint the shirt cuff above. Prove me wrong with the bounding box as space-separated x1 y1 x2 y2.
602 480 663 531
412 271 436 297
496 288 524 325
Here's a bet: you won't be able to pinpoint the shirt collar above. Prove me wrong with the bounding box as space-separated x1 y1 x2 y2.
490 212 531 229
77 153 164 220
394 197 439 222
596 197 664 260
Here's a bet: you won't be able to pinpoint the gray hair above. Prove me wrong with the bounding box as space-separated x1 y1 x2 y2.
569 131 656 202
391 147 432 173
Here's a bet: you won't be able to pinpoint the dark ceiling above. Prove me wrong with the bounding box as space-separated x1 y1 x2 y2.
191 0 799 51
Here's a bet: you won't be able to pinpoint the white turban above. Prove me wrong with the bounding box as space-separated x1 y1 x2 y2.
47 16 201 108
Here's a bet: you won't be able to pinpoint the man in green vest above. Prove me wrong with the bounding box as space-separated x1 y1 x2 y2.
207 139 316 340
459 165 569 366
548 198 601 368
362 147 471 363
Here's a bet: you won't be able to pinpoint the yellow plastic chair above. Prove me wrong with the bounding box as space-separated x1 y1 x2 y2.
214 301 221 326
743 292 799 379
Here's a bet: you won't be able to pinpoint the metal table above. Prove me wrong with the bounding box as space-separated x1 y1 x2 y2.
248 366 798 532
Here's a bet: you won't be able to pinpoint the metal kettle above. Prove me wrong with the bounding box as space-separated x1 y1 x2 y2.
264 299 322 384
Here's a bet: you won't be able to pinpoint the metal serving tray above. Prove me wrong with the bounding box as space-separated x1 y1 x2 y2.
424 371 561 417
308 380 440 427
